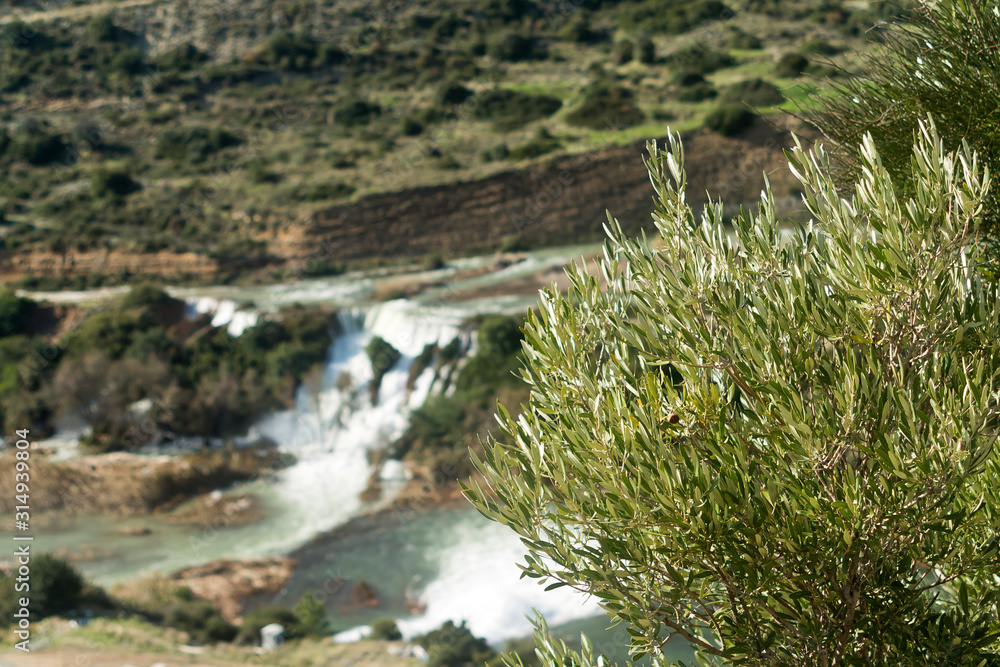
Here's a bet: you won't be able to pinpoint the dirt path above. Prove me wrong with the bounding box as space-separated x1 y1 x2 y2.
0 648 240 667
0 0 160 25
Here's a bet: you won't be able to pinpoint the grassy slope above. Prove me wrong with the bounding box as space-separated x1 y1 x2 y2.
0 617 419 667
0 0 884 278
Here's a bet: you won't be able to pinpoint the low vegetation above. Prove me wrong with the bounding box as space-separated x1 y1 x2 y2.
0 0 886 273
0 284 334 450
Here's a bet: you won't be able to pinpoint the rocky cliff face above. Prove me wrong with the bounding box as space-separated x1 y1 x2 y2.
292 116 811 265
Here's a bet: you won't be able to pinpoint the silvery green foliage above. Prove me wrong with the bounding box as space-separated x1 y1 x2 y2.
466 121 1000 666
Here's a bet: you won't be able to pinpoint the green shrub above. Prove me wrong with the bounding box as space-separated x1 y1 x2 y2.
298 182 355 201
155 42 206 71
333 98 382 127
774 51 809 78
614 40 634 65
619 0 730 35
675 82 716 102
370 617 403 641
0 289 34 337
728 28 763 49
664 42 734 76
487 31 544 62
366 336 401 401
86 14 117 43
293 592 330 638
564 83 644 130
121 283 171 309
109 47 144 76
163 600 238 644
800 37 842 55
637 36 656 64
436 154 461 170
421 252 445 271
258 32 345 71
9 129 67 166
560 11 602 44
704 103 757 136
480 142 510 162
508 128 561 160
91 168 140 200
154 126 242 162
31 554 85 618
435 81 473 107
400 116 424 136
477 314 522 359
719 78 784 107
237 605 301 645
470 88 562 131
416 620 495 667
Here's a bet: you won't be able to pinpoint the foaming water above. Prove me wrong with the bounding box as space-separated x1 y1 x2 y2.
397 511 601 643
246 300 467 552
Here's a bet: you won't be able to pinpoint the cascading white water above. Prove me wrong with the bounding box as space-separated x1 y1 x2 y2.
245 299 467 552
397 513 602 643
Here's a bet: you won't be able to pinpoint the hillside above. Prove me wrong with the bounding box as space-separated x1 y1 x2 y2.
0 0 898 286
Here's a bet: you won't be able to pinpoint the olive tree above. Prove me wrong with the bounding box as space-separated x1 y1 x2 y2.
464 123 1000 665
807 0 1000 253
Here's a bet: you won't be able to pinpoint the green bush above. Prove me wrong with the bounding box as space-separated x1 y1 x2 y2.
774 51 809 78
163 600 238 644
237 605 301 645
614 40 634 65
416 620 495 667
719 78 784 107
258 32 345 71
155 42 206 71
400 116 424 136
91 168 140 200
366 335 401 401
477 314 522 359
480 142 509 162
109 47 144 76
298 182 355 201
370 617 403 640
728 28 763 49
333 98 382 127
9 129 67 166
154 126 242 162
508 128 561 160
619 0 731 35
664 42 734 76
704 103 757 136
807 0 1000 245
435 81 473 107
86 14 117 43
31 554 85 618
466 124 1000 667
121 283 171 309
675 82 716 102
560 11 602 44
293 592 330 638
470 88 562 131
800 37 842 55
564 83 644 130
487 31 544 62
0 289 34 337
637 36 656 64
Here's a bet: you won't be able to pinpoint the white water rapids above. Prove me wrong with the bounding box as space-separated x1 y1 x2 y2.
20 245 610 644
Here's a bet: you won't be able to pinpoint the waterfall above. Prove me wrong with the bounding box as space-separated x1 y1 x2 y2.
245 299 468 551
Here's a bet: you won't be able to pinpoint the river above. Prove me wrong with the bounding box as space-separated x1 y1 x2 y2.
7 242 695 661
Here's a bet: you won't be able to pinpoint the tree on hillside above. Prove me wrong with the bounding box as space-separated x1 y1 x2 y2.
465 124 1000 665
807 0 1000 260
